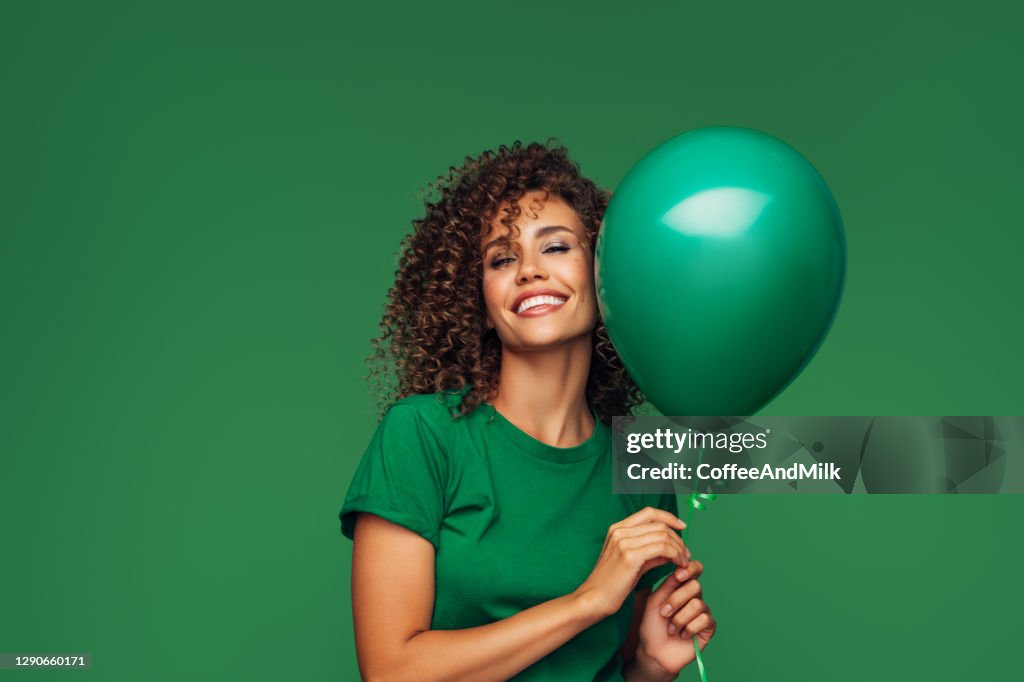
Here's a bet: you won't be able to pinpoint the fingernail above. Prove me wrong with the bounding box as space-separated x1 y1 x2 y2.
675 568 687 581
677 517 687 528
660 603 673 617
685 547 692 560
667 624 677 635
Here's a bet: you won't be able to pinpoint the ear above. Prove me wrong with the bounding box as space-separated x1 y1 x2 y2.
486 314 495 330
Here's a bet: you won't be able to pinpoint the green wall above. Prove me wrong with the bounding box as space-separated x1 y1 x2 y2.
1 1 1021 679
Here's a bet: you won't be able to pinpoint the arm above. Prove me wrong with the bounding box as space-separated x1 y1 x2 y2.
351 512 609 682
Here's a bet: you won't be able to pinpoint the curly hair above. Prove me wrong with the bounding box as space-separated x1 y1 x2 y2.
365 139 647 425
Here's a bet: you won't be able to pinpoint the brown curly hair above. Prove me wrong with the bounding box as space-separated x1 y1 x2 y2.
365 139 647 425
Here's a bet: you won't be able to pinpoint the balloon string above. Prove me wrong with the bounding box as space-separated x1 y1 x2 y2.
683 446 715 682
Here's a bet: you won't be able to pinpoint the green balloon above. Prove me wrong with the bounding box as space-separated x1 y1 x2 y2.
596 127 846 416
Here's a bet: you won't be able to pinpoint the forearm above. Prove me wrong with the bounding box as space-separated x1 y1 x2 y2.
363 590 606 682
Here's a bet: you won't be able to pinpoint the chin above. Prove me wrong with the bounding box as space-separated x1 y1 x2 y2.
504 331 591 351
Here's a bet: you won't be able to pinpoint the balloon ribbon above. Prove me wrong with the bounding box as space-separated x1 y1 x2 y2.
682 447 716 682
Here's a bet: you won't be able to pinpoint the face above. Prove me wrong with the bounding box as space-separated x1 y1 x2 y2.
480 190 599 351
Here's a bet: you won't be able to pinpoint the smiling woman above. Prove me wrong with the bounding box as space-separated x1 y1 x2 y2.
339 140 715 681
362 141 637 424
480 192 601 403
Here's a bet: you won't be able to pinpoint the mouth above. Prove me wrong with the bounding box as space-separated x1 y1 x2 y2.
515 294 569 316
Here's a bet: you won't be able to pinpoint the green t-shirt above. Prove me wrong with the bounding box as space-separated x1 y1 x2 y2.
339 389 679 681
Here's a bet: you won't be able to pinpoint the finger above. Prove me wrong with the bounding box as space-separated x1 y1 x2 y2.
672 559 703 583
605 522 684 555
636 551 687 579
623 536 687 572
612 506 686 533
610 521 682 539
696 614 716 647
683 612 714 641
618 530 688 567
603 520 682 554
637 558 683 585
658 578 702 618
669 597 708 635
651 563 684 600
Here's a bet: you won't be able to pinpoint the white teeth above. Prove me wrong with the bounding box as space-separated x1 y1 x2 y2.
516 295 567 314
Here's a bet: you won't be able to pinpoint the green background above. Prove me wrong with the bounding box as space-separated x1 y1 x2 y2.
2 1 1021 679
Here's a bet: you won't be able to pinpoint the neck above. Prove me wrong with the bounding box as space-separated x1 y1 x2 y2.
488 334 596 448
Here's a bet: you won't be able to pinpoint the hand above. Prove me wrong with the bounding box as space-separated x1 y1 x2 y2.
575 507 689 619
635 560 716 676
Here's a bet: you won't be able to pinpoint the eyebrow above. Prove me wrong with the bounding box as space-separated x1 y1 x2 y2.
482 225 575 255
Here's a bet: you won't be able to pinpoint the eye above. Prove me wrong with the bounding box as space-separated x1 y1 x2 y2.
488 243 570 269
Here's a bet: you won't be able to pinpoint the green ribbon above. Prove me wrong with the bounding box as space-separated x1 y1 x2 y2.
681 449 716 682
688 492 718 512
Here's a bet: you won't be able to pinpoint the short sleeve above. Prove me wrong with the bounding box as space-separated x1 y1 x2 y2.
339 404 448 550
637 491 681 591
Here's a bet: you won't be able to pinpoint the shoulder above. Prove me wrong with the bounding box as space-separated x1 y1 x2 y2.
379 389 475 445
390 384 476 420
390 391 461 423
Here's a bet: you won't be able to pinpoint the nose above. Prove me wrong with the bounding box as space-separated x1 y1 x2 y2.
516 251 547 283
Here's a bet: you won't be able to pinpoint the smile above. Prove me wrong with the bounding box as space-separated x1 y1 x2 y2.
516 295 568 315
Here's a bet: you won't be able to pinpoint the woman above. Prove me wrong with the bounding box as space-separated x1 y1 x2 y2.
339 140 716 681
